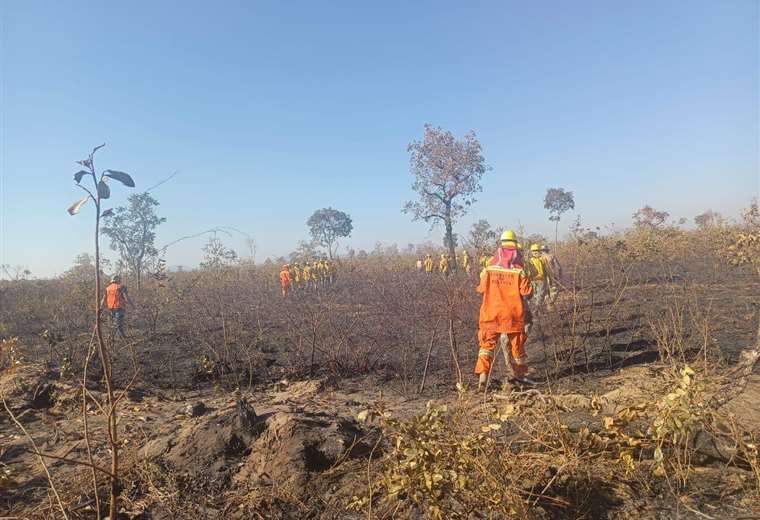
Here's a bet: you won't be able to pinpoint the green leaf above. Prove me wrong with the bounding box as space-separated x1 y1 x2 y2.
653 446 663 463
67 196 89 215
104 170 135 187
74 170 89 183
97 180 110 199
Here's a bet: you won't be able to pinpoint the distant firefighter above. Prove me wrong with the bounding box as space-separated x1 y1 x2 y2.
292 262 302 291
461 249 471 275
540 245 562 309
324 259 334 285
302 262 312 290
528 244 547 314
101 274 133 339
423 254 434 274
438 253 450 275
279 264 292 298
313 260 322 288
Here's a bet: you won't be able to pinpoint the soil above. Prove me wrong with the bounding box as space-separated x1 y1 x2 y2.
2 355 759 519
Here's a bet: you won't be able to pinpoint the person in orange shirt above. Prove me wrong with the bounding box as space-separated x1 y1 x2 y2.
100 274 133 339
279 264 292 298
474 230 535 390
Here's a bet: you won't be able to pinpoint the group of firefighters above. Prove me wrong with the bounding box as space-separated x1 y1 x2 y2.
417 251 469 275
102 230 561 391
278 259 336 298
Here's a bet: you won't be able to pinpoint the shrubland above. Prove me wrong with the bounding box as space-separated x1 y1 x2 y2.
1 212 759 519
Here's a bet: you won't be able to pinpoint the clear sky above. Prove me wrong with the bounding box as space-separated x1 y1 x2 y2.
1 1 758 277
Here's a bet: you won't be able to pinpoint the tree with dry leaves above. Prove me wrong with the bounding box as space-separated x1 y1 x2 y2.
403 124 490 262
633 205 669 229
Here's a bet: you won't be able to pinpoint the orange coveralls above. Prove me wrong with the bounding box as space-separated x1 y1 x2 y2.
279 268 292 298
474 264 533 378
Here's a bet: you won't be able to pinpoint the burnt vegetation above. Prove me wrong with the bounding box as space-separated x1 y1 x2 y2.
0 144 759 519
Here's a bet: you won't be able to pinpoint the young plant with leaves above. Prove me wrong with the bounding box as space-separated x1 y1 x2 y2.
68 143 135 520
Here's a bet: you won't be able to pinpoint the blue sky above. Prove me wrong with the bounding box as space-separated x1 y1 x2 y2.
1 1 758 276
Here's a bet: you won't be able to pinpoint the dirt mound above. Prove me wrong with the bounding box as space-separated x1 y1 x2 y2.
0 363 55 410
140 395 370 496
141 398 262 475
233 410 368 491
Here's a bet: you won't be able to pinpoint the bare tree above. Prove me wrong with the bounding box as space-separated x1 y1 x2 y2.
200 236 238 270
544 187 575 246
0 264 31 281
403 124 490 261
245 238 257 262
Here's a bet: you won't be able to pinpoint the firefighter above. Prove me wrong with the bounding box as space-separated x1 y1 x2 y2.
541 245 562 309
319 259 329 286
279 264 292 298
292 262 302 291
439 253 450 276
424 254 434 274
461 249 471 275
326 259 336 285
303 262 313 290
314 260 324 287
528 244 547 314
474 231 535 389
100 274 133 338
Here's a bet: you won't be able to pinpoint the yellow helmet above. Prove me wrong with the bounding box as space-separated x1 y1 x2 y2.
500 230 516 242
530 243 541 252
